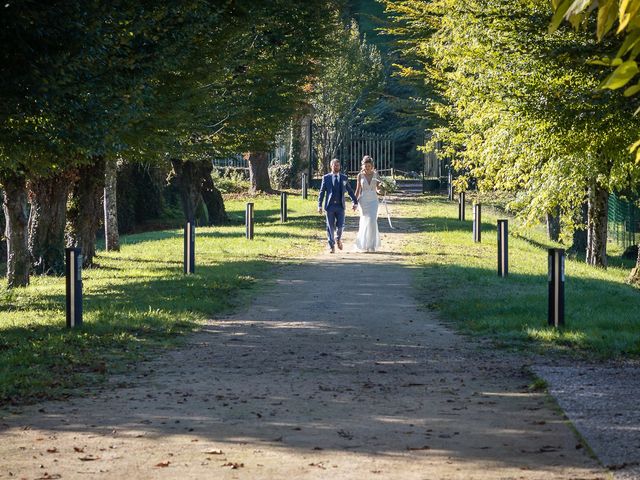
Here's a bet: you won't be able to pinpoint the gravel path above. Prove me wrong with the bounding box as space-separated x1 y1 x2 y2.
532 363 640 480
0 212 608 479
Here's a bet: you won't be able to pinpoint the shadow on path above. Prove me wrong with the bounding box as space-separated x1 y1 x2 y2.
0 239 605 479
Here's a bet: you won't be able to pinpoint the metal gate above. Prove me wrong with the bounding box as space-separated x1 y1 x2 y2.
337 130 395 176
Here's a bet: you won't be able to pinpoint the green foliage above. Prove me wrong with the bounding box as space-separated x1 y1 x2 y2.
551 0 640 161
211 169 250 195
0 1 343 178
0 194 324 404
311 21 385 171
269 164 296 190
383 0 640 232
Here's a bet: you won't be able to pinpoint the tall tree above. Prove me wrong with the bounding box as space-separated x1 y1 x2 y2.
383 0 640 267
310 21 385 173
551 0 640 279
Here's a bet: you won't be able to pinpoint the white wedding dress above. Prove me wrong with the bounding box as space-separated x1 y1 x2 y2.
355 174 381 252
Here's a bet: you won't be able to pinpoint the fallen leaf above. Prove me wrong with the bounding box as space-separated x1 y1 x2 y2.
46 448 57 453
73 447 84 453
79 455 100 461
35 474 62 480
222 462 244 469
155 461 171 467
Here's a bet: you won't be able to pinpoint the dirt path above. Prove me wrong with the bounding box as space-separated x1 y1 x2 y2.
0 209 607 479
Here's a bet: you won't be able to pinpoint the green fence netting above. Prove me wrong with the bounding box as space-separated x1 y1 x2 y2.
608 194 639 250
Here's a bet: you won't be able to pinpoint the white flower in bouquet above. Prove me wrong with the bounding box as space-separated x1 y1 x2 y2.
376 176 397 196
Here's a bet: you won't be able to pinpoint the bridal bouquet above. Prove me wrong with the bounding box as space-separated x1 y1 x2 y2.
376 176 397 196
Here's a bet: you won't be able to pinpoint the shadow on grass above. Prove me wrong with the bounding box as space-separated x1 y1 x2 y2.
116 213 324 246
415 216 498 235
416 261 640 357
0 260 270 405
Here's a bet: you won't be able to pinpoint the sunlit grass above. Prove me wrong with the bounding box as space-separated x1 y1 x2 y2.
0 193 324 405
399 195 640 359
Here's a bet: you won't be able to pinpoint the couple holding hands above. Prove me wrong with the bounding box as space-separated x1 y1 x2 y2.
318 155 382 254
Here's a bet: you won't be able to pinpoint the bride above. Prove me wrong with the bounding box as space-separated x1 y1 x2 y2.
354 155 382 252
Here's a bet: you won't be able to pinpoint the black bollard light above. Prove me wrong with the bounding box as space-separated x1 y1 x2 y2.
548 248 565 328
458 192 466 221
473 203 482 243
280 192 288 223
246 202 254 240
301 173 308 200
497 219 508 277
184 220 195 274
65 247 83 328
448 171 453 201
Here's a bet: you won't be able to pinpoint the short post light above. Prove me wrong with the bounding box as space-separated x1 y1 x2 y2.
65 247 83 328
458 192 466 221
497 219 508 277
184 220 195 274
280 192 288 223
301 173 308 200
548 248 565 328
246 202 254 240
473 203 482 243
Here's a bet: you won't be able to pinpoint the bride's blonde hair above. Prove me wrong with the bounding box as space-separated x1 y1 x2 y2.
360 155 376 174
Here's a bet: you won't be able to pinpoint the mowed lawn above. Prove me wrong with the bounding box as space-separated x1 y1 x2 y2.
0 194 324 405
400 195 640 359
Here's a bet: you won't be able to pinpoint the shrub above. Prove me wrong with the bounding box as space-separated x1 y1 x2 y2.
269 163 295 189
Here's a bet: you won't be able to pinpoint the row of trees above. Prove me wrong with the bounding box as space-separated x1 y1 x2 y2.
383 0 640 281
1 1 383 288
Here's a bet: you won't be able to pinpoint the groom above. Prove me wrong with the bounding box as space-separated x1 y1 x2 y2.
318 158 358 253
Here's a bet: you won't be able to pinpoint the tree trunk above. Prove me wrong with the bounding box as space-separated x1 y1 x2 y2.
629 244 640 285
171 159 207 223
297 112 313 181
586 183 608 268
244 151 274 194
546 210 561 242
0 193 6 267
28 171 73 274
201 162 227 225
103 157 120 251
2 173 30 287
569 201 588 257
66 157 106 268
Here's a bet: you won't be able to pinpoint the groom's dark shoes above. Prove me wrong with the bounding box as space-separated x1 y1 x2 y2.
329 245 335 253
337 239 343 250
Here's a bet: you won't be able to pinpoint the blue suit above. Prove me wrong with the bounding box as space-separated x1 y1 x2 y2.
318 172 358 248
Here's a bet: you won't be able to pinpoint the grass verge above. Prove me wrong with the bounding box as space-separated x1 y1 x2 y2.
400 195 640 359
0 193 324 405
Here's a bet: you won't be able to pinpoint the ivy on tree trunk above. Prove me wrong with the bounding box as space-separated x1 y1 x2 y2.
586 183 608 268
245 152 273 194
2 173 30 287
28 170 73 274
66 157 106 268
103 157 120 251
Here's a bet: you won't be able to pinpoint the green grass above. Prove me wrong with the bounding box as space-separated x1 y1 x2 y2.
400 195 640 359
0 193 324 405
